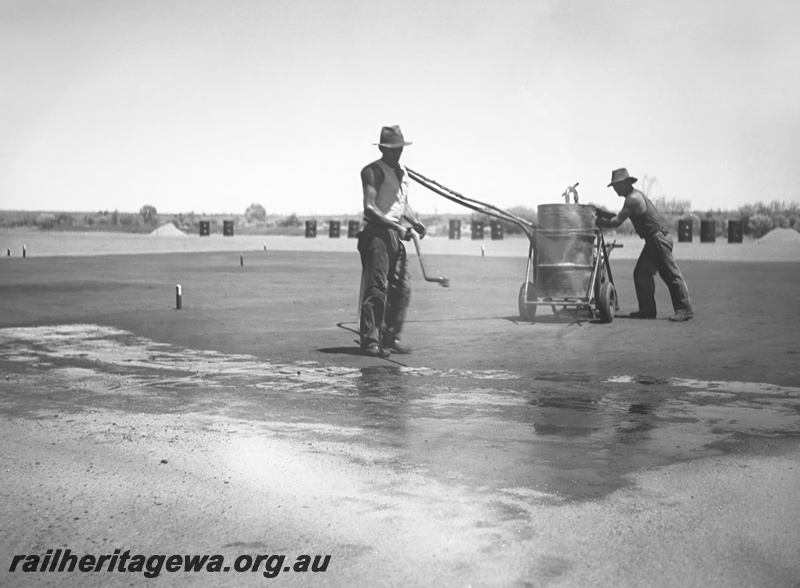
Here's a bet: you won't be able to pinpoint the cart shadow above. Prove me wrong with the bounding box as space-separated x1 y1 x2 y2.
502 315 603 325
318 346 369 357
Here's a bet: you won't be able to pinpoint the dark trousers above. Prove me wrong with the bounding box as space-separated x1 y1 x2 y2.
634 231 693 316
357 224 411 348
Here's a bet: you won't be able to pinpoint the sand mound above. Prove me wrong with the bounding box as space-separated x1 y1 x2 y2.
150 222 186 236
758 228 800 244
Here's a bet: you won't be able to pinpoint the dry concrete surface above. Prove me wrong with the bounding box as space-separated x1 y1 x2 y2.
1 236 799 587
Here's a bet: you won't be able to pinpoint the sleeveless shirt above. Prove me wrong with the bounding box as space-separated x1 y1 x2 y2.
367 159 408 222
630 193 668 239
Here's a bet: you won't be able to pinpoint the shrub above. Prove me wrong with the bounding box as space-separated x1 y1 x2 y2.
278 213 302 227
56 213 74 226
37 213 56 229
748 214 774 238
774 214 791 229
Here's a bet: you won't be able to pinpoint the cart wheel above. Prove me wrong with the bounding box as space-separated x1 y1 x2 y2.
597 282 616 323
595 266 620 312
518 282 537 321
594 267 607 299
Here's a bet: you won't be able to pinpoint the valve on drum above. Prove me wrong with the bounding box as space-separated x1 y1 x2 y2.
562 183 580 204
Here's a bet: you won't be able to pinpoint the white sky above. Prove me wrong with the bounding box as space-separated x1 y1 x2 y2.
1 0 799 215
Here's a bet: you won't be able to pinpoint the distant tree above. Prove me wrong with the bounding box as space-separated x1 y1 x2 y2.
639 175 660 199
278 213 302 227
651 196 692 216
471 207 537 236
245 203 267 224
139 205 158 225
748 214 774 238
638 175 692 215
56 213 75 226
37 213 56 229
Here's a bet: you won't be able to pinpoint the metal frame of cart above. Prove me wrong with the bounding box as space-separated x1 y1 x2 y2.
518 227 621 322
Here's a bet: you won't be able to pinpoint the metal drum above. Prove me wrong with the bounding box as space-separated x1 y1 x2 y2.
535 204 597 298
347 220 360 238
678 219 693 242
490 221 504 240
700 220 716 243
449 219 461 239
728 220 743 243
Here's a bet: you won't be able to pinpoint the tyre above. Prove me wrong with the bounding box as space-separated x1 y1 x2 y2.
518 282 537 321
597 282 616 323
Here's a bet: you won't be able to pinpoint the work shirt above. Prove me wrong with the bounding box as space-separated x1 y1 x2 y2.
364 159 408 223
630 193 669 239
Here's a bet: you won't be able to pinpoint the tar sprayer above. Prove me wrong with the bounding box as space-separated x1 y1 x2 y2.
534 204 597 299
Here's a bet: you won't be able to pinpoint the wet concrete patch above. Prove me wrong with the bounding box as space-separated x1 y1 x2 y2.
1 324 798 502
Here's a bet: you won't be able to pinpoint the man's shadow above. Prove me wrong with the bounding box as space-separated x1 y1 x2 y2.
318 322 408 365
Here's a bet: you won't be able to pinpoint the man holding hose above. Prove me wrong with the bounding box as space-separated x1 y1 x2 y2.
358 125 427 357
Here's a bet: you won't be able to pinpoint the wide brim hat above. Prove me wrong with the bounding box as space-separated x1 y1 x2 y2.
607 168 637 187
374 125 412 148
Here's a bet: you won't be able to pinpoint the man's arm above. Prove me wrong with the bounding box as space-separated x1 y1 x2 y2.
402 205 426 238
361 165 405 233
596 193 642 229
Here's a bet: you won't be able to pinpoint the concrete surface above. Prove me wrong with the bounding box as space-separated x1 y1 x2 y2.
1 243 799 587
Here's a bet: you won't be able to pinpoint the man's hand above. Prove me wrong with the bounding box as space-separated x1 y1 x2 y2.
594 206 615 220
412 221 427 239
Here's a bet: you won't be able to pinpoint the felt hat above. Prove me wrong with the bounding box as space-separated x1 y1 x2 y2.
374 125 412 148
607 168 638 187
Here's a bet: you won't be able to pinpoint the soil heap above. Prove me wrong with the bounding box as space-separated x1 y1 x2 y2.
758 228 800 244
150 222 186 236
